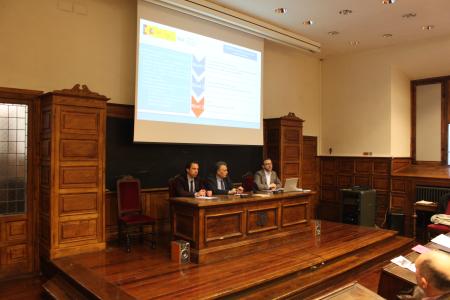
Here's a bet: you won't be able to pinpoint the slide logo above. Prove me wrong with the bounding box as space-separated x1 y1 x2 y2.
142 24 176 42
191 56 206 118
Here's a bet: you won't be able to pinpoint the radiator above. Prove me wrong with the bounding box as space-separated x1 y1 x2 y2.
416 186 450 202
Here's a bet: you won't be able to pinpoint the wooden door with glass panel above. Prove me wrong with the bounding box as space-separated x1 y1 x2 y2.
0 88 40 279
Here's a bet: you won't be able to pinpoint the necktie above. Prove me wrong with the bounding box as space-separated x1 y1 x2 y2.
190 180 194 193
220 179 225 190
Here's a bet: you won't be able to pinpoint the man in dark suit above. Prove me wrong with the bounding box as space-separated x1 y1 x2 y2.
254 158 281 191
206 161 243 195
174 161 210 197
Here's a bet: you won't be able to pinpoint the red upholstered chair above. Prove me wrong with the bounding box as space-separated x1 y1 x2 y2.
242 172 255 192
117 176 156 252
168 175 180 197
427 194 450 239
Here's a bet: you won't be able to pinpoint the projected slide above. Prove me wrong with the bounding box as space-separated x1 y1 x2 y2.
136 19 261 129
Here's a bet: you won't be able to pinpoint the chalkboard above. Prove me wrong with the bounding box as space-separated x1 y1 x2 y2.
106 117 263 190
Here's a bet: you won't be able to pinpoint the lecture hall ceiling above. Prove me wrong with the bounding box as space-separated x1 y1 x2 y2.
206 0 450 56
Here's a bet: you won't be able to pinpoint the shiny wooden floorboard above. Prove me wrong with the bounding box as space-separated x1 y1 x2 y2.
51 221 411 299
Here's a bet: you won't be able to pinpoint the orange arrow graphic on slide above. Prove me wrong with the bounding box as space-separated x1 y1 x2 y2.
191 96 204 118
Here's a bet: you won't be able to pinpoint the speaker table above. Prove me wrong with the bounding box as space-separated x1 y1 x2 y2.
169 191 315 263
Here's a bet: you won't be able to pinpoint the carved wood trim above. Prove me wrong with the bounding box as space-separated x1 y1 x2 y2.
52 84 109 101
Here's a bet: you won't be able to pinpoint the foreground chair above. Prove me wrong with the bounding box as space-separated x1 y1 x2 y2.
427 193 450 239
117 176 156 252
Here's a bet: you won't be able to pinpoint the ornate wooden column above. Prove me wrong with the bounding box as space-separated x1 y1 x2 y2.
263 113 304 185
39 85 108 259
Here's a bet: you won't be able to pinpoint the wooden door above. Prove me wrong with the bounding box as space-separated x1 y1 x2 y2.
0 88 41 280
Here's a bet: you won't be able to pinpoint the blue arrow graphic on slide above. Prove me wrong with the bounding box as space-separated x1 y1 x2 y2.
192 57 206 77
192 76 205 98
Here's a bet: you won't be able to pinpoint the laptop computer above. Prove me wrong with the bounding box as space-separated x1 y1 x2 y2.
282 178 303 192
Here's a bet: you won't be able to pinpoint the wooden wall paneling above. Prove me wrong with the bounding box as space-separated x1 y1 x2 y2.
354 175 372 188
373 176 390 192
319 203 341 222
375 192 389 227
337 158 355 174
105 189 170 242
337 175 353 188
263 113 303 185
142 189 170 236
319 156 393 227
391 158 412 173
319 157 338 221
39 85 108 259
105 192 118 241
0 87 42 280
106 103 134 119
302 136 319 218
321 158 336 175
355 159 373 174
373 159 390 175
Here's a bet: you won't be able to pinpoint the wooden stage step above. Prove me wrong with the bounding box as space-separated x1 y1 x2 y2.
43 221 413 300
42 274 88 300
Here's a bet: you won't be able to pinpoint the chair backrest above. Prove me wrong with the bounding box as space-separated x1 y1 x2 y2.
117 176 141 216
242 172 255 192
168 175 180 197
438 193 450 214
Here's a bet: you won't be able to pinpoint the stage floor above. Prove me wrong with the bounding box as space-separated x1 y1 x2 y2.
47 221 413 299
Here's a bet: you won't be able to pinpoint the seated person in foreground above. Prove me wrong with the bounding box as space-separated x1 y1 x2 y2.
254 158 281 191
408 250 450 300
174 161 211 197
206 161 244 195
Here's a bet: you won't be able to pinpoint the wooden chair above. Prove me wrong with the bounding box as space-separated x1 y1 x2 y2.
117 176 156 252
427 193 450 239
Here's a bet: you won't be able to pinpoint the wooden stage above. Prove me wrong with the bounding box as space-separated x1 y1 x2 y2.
43 221 413 299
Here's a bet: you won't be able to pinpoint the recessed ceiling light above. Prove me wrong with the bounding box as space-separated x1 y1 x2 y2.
339 9 352 15
422 25 434 30
328 31 340 36
303 20 314 26
382 33 393 38
274 8 287 14
349 41 359 46
382 0 396 4
402 12 417 18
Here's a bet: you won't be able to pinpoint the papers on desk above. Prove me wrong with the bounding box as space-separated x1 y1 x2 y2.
411 244 431 254
431 234 450 249
416 200 434 205
391 256 416 273
195 196 218 200
252 193 270 197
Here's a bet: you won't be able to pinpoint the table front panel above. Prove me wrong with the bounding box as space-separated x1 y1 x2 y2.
282 201 308 227
205 211 244 242
247 206 279 234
